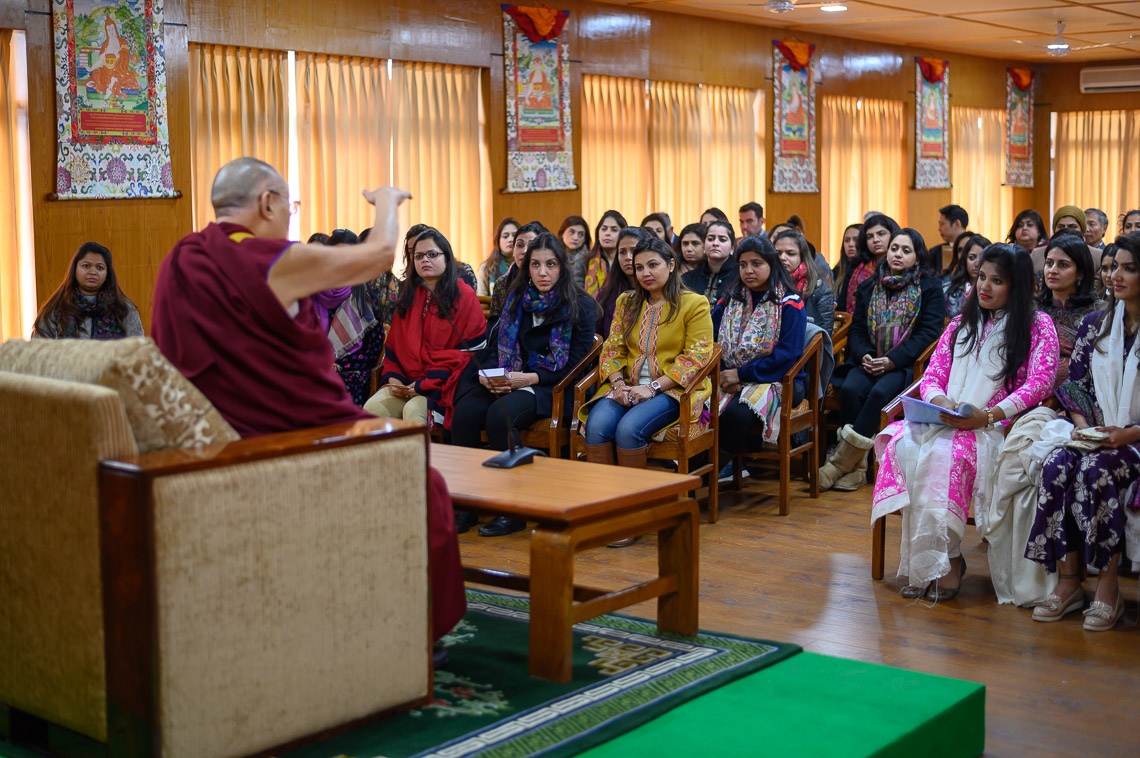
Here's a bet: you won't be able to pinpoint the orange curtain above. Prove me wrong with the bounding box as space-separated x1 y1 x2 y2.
1053 110 1140 228
0 30 35 339
390 61 490 267
951 106 1012 244
700 85 763 217
821 95 905 265
188 44 289 232
648 81 701 230
295 53 390 239
581 74 650 228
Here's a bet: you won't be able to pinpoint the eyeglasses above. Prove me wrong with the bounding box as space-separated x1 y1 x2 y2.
267 189 300 216
413 250 444 262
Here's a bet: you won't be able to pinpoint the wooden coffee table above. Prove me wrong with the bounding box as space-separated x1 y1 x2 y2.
430 444 701 682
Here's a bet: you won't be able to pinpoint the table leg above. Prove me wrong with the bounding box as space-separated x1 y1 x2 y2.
528 528 575 682
658 498 699 635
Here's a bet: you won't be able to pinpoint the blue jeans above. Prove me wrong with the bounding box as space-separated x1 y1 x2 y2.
584 394 680 450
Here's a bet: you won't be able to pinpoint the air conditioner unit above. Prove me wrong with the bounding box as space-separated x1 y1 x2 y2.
1079 65 1140 93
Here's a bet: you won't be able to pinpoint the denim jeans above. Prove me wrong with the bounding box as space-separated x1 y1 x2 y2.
583 394 680 450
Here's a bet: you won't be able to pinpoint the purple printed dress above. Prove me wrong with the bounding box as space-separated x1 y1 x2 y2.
872 312 1058 584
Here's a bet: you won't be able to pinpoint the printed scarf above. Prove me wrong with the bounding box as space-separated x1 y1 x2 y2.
583 253 608 297
63 291 125 339
866 266 922 357
844 260 875 313
719 286 783 369
790 262 809 296
497 284 572 372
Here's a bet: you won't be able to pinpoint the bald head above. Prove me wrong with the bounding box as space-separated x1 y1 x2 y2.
211 157 282 214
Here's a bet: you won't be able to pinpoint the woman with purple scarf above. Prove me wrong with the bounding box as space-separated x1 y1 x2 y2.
451 231 597 536
33 241 143 340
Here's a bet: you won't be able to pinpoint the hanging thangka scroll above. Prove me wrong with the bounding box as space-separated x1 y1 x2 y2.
772 40 817 193
52 0 173 199
1005 67 1034 188
914 57 949 189
502 5 575 193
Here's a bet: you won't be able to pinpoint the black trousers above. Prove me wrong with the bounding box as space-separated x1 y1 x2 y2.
451 386 541 450
838 366 909 439
719 380 805 455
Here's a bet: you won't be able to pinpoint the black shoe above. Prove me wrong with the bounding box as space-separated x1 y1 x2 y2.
432 645 449 669
478 516 527 537
455 509 479 534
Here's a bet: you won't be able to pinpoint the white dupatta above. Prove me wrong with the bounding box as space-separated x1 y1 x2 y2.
1092 302 1140 428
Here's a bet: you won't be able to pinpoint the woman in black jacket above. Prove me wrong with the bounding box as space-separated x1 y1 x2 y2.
452 231 598 536
819 227 946 492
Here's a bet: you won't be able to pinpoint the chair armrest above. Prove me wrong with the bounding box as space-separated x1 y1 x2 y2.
677 345 722 435
831 311 851 355
781 333 822 423
912 339 938 380
570 362 602 435
550 335 603 429
880 378 923 432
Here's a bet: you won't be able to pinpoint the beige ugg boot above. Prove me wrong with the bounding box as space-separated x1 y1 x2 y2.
833 426 875 491
819 424 871 491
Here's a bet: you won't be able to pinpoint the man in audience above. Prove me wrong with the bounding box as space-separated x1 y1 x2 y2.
933 204 968 271
151 157 466 645
739 202 766 238
1085 207 1108 248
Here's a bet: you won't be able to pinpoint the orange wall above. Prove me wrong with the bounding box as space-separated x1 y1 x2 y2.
1 0 1124 325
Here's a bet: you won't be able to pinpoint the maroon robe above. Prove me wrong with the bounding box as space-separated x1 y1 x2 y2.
153 222 465 640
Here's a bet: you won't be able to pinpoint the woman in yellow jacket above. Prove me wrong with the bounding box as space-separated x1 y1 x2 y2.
580 236 715 469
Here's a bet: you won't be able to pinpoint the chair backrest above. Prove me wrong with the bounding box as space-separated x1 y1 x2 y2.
804 322 835 400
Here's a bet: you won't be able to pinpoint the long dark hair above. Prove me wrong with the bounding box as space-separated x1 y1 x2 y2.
621 237 685 345
590 210 627 258
882 228 929 278
1037 231 1097 308
947 234 990 292
395 228 463 318
705 219 736 252
1093 234 1140 366
950 243 1036 391
503 231 584 324
727 235 798 304
597 227 647 308
773 229 823 296
1006 209 1047 250
943 230 975 277
34 242 133 337
558 215 591 251
484 216 519 267
1120 210 1140 234
856 213 901 265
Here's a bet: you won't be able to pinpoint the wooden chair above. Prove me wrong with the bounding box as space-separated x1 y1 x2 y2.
478 295 493 320
502 334 603 458
570 345 723 522
821 311 852 459
830 311 852 364
729 332 824 517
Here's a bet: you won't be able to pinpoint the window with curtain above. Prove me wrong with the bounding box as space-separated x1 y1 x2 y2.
1053 110 1140 228
0 29 35 340
649 80 701 230
820 95 905 265
951 106 1012 245
188 44 289 232
295 53 390 238
581 74 650 228
390 60 490 268
699 85 763 216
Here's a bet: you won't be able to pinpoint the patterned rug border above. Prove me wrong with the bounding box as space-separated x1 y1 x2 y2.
419 589 802 758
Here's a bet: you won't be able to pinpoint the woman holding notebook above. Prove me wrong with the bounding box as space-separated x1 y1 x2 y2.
871 243 1058 602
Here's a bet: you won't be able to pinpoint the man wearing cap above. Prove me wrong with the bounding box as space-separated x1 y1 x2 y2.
1030 204 1095 274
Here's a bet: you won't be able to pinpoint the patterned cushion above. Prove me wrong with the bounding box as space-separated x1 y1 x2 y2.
651 421 711 443
0 338 239 453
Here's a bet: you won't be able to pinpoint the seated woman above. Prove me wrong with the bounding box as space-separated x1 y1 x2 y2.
677 222 707 276
580 236 714 471
981 232 1101 605
1024 236 1140 630
596 227 647 337
873 244 1058 601
576 210 626 297
452 232 598 536
1006 209 1047 255
1096 243 1117 301
831 223 863 308
363 228 486 430
682 220 737 305
476 217 519 296
714 235 807 462
489 221 547 322
640 213 668 241
943 233 987 319
820 228 946 492
33 241 144 339
773 228 836 334
558 215 591 271
836 214 899 315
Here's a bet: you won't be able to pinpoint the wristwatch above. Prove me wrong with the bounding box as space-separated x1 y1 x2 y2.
649 380 663 396
985 408 995 429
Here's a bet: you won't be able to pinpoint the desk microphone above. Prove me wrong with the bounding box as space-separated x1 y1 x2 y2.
433 278 542 468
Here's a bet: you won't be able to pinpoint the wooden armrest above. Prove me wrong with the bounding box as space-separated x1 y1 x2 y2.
100 418 428 478
677 344 722 434
912 339 938 381
570 362 603 433
880 378 924 431
780 333 822 421
550 335 603 427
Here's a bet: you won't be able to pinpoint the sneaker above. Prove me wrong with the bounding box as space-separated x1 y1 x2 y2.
717 462 749 484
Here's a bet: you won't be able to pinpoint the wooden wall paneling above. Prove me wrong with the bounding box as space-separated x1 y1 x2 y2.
647 11 767 88
0 0 26 30
1043 56 1140 112
574 2 649 79
26 6 193 330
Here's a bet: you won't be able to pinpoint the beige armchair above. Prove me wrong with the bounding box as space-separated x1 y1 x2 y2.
0 339 432 757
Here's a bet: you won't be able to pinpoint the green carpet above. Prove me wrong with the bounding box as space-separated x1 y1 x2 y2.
580 652 986 758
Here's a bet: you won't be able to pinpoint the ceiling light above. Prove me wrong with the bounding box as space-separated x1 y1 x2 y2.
820 4 847 11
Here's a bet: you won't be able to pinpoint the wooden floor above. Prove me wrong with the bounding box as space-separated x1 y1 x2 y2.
458 468 1140 757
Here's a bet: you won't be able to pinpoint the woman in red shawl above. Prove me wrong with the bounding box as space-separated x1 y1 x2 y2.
363 228 486 430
